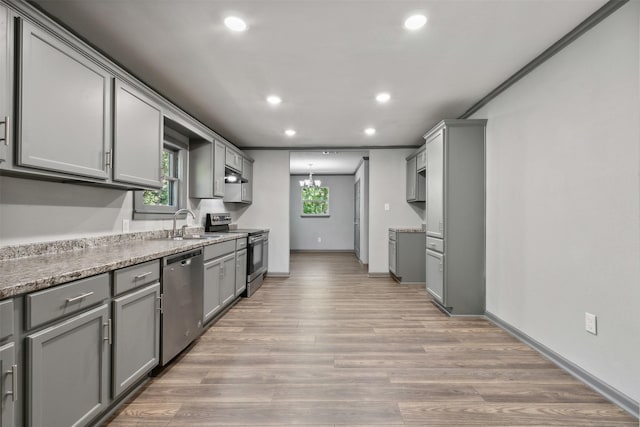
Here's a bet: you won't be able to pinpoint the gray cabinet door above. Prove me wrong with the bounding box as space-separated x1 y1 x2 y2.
235 249 247 296
220 253 236 307
416 149 426 172
17 19 112 179
406 156 416 201
0 4 10 168
426 130 445 238
225 147 242 173
213 141 226 197
426 250 444 304
26 303 110 427
203 257 222 323
112 282 160 398
113 80 163 188
242 159 252 202
388 240 397 274
0 342 16 427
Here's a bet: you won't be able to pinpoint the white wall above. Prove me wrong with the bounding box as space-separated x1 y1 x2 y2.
368 149 425 274
237 150 290 275
355 158 369 264
290 175 355 251
473 1 639 403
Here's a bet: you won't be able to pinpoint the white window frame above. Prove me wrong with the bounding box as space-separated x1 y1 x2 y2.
301 186 330 217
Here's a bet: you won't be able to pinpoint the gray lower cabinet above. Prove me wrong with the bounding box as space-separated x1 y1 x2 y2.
17 18 112 180
190 139 226 198
219 253 237 307
26 303 110 427
0 342 16 427
235 249 247 296
203 257 222 323
0 3 11 169
112 282 160 398
113 79 163 188
423 119 486 315
389 230 426 284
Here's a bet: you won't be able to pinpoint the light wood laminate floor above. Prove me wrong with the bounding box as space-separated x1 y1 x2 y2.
105 252 636 426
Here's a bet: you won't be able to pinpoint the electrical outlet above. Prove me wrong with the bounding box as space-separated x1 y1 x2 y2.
384 203 390 211
585 312 597 335
317 237 322 243
122 219 130 233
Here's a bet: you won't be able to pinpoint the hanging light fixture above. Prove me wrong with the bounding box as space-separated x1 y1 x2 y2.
299 163 321 188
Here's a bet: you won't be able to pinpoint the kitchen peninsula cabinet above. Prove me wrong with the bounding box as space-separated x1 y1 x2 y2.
113 80 163 188
424 119 486 315
389 229 426 284
0 298 16 427
17 18 112 180
190 139 226 198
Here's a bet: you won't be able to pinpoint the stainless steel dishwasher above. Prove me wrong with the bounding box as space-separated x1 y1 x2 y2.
161 248 203 365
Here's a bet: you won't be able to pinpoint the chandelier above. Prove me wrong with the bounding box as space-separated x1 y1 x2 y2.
299 163 321 188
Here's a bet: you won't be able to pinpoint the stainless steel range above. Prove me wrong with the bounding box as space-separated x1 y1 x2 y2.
205 213 269 297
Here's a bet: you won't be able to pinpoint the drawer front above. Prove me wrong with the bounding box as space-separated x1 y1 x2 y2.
26 273 110 330
236 237 247 250
426 237 444 253
113 259 160 296
389 230 397 241
204 240 236 261
0 299 13 341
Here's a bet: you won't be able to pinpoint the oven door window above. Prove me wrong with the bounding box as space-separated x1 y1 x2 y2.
249 242 263 274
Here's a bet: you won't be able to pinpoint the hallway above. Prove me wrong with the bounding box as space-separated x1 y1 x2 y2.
106 252 636 425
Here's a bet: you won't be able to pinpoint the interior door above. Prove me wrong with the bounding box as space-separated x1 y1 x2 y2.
354 180 360 259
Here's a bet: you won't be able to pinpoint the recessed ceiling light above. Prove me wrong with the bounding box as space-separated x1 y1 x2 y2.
285 129 296 137
404 14 427 31
364 127 376 136
224 16 247 32
267 95 282 105
376 92 391 103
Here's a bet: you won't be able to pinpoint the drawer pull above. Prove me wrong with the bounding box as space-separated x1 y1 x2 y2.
5 364 17 402
66 291 94 303
134 271 153 280
429 243 436 247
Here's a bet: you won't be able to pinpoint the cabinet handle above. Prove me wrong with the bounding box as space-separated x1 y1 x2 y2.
157 295 163 313
134 271 153 280
5 364 17 402
66 291 94 303
103 319 112 345
105 150 112 168
0 116 9 146
181 259 192 267
429 243 436 247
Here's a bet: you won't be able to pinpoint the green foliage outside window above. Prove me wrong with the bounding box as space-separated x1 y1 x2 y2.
302 186 329 215
143 150 174 206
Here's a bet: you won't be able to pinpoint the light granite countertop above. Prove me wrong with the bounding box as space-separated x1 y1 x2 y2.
0 234 245 300
389 227 426 233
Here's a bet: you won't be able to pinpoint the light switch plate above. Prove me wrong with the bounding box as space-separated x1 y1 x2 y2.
585 312 597 335
384 203 390 211
122 219 130 233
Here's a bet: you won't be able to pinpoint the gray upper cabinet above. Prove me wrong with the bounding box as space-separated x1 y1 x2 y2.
225 147 242 173
189 139 225 198
0 342 16 427
112 282 160 398
416 148 426 172
242 158 253 203
26 303 110 427
406 151 425 203
17 19 112 179
113 80 163 188
426 130 444 238
0 4 11 169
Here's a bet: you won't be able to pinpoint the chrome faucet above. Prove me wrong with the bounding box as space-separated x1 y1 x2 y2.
172 209 196 239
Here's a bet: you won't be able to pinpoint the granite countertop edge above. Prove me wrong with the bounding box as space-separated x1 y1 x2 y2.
0 233 247 300
389 227 426 233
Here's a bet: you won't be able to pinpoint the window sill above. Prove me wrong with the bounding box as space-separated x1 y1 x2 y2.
300 214 330 218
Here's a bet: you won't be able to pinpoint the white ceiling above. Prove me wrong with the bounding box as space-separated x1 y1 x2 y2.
290 151 368 174
33 0 605 149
